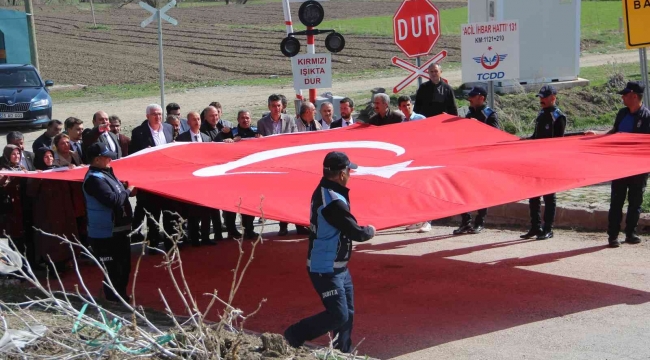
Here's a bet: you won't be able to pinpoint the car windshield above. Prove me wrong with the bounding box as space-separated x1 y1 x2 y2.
0 68 42 88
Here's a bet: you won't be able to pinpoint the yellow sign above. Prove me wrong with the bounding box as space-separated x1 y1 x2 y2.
623 0 650 49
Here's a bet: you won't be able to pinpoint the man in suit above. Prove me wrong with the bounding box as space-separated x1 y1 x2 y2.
82 111 122 163
109 115 131 157
200 105 235 142
257 94 298 236
166 102 189 134
32 119 63 152
176 111 220 246
257 94 297 136
130 104 175 252
64 117 85 161
330 98 356 129
6 131 35 171
296 101 322 132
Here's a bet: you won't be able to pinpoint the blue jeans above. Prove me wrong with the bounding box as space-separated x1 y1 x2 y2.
285 268 355 352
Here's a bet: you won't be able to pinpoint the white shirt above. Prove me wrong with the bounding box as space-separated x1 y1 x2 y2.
148 123 167 146
321 119 332 130
190 130 202 142
341 118 354 127
102 132 117 152
19 151 29 169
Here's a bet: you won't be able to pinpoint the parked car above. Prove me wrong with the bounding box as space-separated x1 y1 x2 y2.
0 64 54 128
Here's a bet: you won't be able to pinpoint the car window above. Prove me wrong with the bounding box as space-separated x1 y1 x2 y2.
0 69 42 88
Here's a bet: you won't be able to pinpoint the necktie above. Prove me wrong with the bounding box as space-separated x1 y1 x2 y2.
345 122 350 126
194 135 198 142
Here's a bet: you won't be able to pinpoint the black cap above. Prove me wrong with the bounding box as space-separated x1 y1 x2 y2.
618 81 645 95
87 142 117 161
467 86 487 97
536 85 557 98
323 151 358 171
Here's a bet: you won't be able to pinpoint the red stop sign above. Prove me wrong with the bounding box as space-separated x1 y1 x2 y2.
393 0 441 58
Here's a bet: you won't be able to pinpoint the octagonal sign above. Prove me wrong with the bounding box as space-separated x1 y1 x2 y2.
393 0 441 58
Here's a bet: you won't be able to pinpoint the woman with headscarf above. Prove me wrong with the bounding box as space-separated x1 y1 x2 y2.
27 148 78 271
53 133 82 168
0 144 27 262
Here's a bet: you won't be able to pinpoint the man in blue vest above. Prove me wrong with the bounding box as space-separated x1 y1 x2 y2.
83 142 136 302
284 151 376 353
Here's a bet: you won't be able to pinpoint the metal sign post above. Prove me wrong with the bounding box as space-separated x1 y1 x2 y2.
640 48 650 106
140 0 178 113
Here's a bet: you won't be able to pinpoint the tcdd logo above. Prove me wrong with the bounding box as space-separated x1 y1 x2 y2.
473 46 507 80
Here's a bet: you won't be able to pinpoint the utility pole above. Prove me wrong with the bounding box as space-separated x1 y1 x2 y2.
24 0 40 70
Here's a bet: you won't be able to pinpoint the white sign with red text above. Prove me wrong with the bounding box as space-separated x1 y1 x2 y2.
291 53 332 90
461 20 520 84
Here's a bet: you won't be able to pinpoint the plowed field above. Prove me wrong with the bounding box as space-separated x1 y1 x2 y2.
30 0 464 86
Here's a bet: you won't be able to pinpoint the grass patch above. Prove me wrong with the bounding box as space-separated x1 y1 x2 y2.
579 62 646 86
643 191 650 213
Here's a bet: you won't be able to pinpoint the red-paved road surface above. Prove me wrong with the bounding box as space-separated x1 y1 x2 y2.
59 223 650 359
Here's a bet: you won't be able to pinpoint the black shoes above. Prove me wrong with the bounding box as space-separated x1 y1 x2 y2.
468 225 484 234
608 236 620 248
625 234 642 244
277 228 289 236
453 223 473 235
228 230 242 239
536 229 554 240
244 231 259 240
520 227 542 239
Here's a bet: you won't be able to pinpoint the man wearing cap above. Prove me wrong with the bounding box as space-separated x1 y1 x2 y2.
452 86 500 235
520 85 567 241
82 142 136 302
284 152 376 353
585 81 650 248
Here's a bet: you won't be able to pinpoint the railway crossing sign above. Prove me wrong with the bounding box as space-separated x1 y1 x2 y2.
391 50 447 93
140 0 178 114
140 0 178 28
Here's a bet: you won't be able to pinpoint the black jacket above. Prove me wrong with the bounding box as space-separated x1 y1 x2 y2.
232 125 258 139
83 127 122 162
367 109 404 126
21 150 35 171
307 178 375 273
129 120 174 154
82 166 133 238
530 106 566 139
467 105 499 129
175 131 211 143
610 105 650 134
32 132 53 152
199 122 225 142
414 80 459 117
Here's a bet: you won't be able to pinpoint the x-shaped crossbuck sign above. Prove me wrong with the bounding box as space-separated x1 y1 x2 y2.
140 0 178 28
391 50 447 93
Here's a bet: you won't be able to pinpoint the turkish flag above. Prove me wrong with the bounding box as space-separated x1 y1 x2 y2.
5 115 650 230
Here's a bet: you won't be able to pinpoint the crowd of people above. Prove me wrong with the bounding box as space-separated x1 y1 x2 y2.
0 63 648 304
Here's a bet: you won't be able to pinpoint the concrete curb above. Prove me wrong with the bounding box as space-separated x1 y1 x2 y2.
446 202 650 233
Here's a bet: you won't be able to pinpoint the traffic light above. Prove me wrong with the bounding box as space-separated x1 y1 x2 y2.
279 0 345 57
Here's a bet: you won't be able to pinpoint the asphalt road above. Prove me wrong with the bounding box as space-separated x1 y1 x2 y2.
63 220 650 360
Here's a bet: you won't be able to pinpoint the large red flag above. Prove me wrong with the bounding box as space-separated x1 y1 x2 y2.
4 115 650 230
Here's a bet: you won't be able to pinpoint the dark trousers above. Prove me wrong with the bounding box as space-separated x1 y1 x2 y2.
134 192 173 250
201 208 223 243
608 174 648 237
287 269 354 353
529 193 556 229
89 232 131 301
461 209 487 226
279 221 288 231
223 211 254 234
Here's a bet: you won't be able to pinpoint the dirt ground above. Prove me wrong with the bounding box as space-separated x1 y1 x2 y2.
22 0 464 86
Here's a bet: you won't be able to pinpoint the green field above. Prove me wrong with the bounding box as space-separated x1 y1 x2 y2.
282 1 626 53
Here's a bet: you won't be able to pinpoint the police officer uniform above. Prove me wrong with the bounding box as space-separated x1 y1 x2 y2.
606 81 650 247
82 143 134 302
521 85 566 240
284 152 375 353
454 87 500 234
